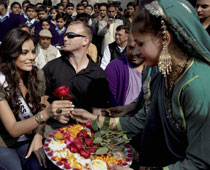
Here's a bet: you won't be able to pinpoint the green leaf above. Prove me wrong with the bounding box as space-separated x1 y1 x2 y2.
91 120 98 131
99 130 106 135
101 126 109 131
116 137 125 143
123 134 127 140
93 137 102 144
94 131 101 138
117 133 124 137
100 142 107 146
95 147 109 155
111 146 124 153
96 121 102 129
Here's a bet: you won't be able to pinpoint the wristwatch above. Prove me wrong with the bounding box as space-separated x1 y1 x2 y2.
35 112 44 124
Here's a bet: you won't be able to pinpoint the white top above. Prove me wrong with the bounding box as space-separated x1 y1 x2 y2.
25 18 36 27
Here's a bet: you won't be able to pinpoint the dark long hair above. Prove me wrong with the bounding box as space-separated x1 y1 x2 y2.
0 28 44 119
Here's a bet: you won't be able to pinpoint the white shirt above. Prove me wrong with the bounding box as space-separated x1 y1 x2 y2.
0 11 9 23
25 18 36 27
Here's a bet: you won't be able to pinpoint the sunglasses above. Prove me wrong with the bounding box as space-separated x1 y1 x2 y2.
64 32 86 39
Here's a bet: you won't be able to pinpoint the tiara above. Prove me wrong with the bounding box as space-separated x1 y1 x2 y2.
144 1 166 19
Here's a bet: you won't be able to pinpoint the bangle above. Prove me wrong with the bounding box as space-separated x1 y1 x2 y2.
35 112 44 124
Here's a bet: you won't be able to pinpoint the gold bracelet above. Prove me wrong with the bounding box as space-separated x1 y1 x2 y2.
35 112 44 124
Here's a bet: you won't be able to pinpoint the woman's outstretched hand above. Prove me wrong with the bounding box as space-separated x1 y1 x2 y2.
70 109 96 124
50 100 74 117
46 100 74 124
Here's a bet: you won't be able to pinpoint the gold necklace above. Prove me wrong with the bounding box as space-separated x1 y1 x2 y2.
167 57 189 92
166 57 191 131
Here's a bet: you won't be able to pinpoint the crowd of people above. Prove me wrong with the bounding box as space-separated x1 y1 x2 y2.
0 0 210 169
0 0 138 63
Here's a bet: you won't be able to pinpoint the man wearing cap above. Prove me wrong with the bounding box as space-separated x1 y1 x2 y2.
34 29 61 69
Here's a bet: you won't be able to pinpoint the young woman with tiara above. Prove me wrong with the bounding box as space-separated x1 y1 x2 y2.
0 28 71 170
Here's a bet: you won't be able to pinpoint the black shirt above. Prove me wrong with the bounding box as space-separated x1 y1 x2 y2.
43 54 110 112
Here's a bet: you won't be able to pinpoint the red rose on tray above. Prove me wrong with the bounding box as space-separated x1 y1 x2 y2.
84 137 93 147
77 129 88 138
80 148 91 159
69 143 79 153
53 86 72 100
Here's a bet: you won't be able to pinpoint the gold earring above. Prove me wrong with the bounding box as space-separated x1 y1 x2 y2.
158 19 172 77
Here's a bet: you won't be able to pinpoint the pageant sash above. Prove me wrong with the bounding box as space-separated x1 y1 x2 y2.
0 72 33 142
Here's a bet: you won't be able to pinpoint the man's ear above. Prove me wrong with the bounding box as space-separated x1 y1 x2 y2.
83 37 90 46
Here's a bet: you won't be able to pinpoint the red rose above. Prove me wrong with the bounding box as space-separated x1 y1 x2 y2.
57 161 63 166
84 137 93 147
74 137 83 150
65 136 72 145
74 142 83 151
77 129 88 138
86 120 91 129
69 143 79 153
87 148 96 153
64 163 71 169
60 158 68 162
80 148 91 158
53 86 72 100
52 156 57 161
74 137 83 144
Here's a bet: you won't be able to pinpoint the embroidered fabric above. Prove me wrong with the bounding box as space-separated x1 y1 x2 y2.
142 77 152 114
166 58 192 132
145 1 166 19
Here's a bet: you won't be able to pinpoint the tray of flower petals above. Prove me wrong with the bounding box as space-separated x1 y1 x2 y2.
44 121 133 170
